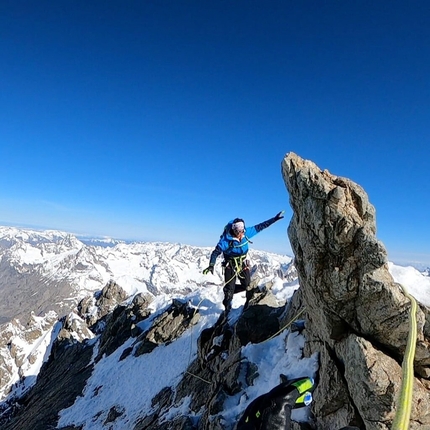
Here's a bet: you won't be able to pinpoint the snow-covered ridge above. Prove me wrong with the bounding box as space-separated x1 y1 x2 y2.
1 225 430 427
0 310 59 397
1 226 428 317
0 226 293 306
0 225 294 406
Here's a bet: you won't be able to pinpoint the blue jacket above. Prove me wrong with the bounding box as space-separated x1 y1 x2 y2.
209 216 278 266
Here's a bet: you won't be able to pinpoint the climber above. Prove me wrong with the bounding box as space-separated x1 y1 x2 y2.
236 375 315 430
202 211 284 312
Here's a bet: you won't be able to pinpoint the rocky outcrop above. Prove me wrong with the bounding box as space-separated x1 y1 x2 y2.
0 290 205 430
94 292 153 361
0 316 95 430
2 153 430 430
0 311 59 399
78 279 129 329
133 285 304 430
131 298 200 358
281 152 430 429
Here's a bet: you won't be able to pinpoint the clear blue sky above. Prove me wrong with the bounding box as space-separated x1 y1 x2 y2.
1 1 429 267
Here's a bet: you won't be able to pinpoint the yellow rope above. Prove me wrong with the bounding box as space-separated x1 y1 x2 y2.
265 306 306 342
184 262 253 385
184 370 211 385
186 263 301 385
392 284 418 430
223 256 247 286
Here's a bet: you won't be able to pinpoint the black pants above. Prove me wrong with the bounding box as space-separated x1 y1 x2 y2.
223 261 250 310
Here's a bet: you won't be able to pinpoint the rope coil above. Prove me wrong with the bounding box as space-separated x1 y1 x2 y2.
392 283 418 430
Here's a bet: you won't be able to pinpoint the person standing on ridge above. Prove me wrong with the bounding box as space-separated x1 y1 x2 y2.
202 211 284 313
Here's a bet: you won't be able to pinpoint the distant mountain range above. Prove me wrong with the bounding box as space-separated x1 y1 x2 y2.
0 225 294 402
0 225 429 429
0 225 293 323
1 224 427 328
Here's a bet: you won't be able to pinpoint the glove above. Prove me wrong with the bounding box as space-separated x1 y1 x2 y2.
203 265 214 275
274 210 285 221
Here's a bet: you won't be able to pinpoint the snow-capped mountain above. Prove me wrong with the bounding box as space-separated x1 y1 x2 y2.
77 236 128 248
0 226 292 323
0 225 294 402
1 225 430 430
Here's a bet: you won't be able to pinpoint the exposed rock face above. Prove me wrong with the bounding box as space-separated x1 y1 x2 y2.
0 311 59 399
78 279 129 329
0 318 95 430
95 292 152 361
132 298 201 357
281 152 430 429
0 259 76 325
133 285 304 430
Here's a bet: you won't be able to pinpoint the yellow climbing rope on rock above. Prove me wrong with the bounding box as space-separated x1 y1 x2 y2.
392 283 418 430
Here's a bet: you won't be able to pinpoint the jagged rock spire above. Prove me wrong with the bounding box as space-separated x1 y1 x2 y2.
282 152 430 429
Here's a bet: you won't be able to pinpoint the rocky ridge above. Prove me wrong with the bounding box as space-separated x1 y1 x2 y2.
282 152 430 429
0 153 429 429
0 275 310 430
0 229 292 403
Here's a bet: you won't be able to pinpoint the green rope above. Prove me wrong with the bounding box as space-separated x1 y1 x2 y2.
392 284 418 430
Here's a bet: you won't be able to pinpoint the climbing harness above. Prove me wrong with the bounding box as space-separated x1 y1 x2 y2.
392 284 418 430
223 254 249 285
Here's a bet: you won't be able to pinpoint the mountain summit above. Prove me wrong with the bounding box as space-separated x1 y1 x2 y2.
1 153 430 429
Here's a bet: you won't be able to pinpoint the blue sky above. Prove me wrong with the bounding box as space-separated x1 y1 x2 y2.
1 1 429 267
